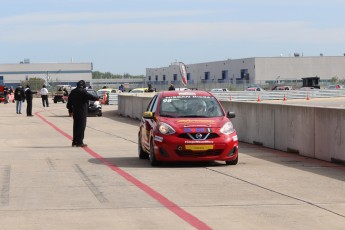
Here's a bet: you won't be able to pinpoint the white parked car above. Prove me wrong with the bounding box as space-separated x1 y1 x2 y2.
174 87 190 91
210 88 229 92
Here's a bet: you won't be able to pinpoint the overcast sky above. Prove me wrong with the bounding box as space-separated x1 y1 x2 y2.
1 0 345 75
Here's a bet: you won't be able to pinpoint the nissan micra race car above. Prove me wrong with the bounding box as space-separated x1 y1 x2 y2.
138 90 239 166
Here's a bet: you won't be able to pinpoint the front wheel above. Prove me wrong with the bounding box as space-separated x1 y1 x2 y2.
225 155 238 165
149 140 159 166
138 134 149 159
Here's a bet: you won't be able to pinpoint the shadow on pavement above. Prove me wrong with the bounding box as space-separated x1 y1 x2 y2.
239 142 345 182
101 109 140 126
88 157 226 168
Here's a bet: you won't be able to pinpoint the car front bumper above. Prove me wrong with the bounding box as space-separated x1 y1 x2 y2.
153 132 238 162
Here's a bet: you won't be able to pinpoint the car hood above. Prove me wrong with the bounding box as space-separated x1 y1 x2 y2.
158 116 229 129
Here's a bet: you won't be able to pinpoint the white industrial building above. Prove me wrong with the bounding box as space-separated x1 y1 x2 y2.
146 56 345 89
0 60 92 87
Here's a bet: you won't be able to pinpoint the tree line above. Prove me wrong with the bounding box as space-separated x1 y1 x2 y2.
17 71 145 91
92 71 145 79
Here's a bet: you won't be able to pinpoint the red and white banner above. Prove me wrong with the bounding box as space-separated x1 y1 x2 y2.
178 62 187 86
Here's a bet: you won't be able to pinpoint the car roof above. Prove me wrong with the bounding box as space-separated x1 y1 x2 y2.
132 88 148 90
159 90 212 97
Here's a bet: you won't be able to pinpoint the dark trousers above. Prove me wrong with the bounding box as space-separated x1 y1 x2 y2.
26 100 33 116
72 114 87 145
41 95 49 107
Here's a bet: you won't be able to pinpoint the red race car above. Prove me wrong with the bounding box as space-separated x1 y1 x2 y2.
138 90 239 166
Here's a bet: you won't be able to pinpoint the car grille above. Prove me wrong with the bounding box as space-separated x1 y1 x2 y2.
178 133 219 140
176 149 223 157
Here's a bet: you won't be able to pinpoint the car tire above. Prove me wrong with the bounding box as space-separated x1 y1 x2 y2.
54 100 57 103
225 155 238 165
98 111 102 117
149 140 159 166
138 134 149 159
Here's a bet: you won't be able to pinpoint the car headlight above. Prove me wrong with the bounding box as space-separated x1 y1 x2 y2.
220 121 235 135
94 101 100 106
158 122 175 135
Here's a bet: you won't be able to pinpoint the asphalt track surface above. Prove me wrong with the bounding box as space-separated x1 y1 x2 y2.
1 98 345 230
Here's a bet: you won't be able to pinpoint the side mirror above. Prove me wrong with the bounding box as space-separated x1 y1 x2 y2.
143 111 154 119
227 111 236 119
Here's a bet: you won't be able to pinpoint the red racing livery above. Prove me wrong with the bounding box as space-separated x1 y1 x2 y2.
138 90 239 166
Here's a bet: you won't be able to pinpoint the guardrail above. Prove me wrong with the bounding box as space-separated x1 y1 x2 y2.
108 93 118 105
211 89 345 102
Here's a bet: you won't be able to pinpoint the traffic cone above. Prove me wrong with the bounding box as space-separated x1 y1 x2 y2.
283 94 287 101
257 94 261 102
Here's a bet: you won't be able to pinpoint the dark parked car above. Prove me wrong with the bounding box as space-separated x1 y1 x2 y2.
87 89 102 116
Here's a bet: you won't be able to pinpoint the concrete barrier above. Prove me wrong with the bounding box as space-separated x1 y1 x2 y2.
118 94 345 163
118 93 154 120
315 108 345 162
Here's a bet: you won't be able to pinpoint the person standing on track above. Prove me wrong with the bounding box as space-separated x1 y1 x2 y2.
40 85 49 107
24 85 37 117
67 80 99 147
14 85 25 114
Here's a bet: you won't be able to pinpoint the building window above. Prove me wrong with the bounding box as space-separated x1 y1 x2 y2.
155 75 158 81
204 72 210 80
221 70 228 80
148 76 151 81
187 73 190 81
240 69 249 80
163 75 166 81
173 74 177 81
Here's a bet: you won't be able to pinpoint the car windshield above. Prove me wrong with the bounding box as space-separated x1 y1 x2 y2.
97 90 108 96
159 95 224 118
87 90 98 97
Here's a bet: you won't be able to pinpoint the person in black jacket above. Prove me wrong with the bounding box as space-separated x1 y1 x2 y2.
67 80 99 147
14 85 25 114
24 85 37 117
168 84 175 91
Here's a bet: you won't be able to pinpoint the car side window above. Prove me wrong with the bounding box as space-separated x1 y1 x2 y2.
150 96 159 113
147 95 158 112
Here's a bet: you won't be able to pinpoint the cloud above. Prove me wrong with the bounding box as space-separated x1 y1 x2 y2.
0 10 221 25
2 19 345 45
1 9 345 45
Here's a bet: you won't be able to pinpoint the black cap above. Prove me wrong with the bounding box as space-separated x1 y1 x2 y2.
77 80 86 88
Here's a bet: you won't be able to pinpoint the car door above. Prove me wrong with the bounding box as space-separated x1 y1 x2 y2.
140 95 158 151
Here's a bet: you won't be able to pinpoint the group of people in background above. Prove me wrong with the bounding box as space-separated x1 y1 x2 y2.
3 81 98 148
9 84 51 116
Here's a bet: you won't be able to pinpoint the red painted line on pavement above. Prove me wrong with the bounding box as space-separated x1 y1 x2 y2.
36 112 73 141
35 111 212 230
